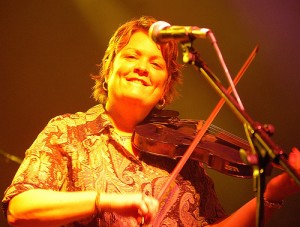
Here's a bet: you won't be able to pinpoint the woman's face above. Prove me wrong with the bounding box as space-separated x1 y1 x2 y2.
106 31 168 110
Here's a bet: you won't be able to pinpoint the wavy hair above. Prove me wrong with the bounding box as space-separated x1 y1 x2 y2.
91 16 182 106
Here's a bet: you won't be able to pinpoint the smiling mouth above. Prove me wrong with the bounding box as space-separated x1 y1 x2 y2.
127 78 149 86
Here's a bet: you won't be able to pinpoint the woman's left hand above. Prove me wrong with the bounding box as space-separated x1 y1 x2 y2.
264 147 300 201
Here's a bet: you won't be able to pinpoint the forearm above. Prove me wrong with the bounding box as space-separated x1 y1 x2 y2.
210 197 280 227
7 189 97 227
7 189 159 227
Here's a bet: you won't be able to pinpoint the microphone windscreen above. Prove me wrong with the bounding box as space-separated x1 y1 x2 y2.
149 21 171 43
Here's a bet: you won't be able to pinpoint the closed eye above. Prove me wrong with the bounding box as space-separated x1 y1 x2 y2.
124 54 137 59
151 62 162 68
151 60 165 70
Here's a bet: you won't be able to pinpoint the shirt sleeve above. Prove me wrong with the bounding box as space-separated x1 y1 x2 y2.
1 115 70 216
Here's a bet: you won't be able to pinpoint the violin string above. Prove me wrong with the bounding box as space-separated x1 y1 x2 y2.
178 119 249 146
206 125 246 142
206 127 249 148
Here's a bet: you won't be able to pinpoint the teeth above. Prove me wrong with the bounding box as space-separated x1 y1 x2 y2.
129 79 145 85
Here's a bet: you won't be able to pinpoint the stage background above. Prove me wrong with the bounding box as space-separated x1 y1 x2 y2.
1 1 299 226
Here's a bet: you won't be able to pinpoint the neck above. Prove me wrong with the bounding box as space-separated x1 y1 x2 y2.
105 101 151 133
106 101 150 158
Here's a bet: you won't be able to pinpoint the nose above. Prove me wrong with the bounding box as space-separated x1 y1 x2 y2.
133 60 149 76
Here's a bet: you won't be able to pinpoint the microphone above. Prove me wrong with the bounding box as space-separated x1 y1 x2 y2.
149 21 211 43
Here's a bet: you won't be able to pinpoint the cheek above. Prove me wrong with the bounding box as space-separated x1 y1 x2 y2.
153 71 169 91
110 60 133 79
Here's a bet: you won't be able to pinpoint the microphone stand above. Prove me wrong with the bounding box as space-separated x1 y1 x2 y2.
0 149 23 164
180 41 300 227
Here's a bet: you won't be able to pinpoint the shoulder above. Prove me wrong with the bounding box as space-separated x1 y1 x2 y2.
47 104 107 132
49 104 104 124
35 104 108 145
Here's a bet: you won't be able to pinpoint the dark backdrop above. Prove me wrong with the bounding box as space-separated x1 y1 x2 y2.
1 1 299 226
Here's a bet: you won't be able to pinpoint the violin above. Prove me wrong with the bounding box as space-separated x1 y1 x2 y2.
133 110 253 178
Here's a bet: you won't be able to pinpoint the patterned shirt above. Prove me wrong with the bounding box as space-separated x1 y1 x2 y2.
2 104 225 226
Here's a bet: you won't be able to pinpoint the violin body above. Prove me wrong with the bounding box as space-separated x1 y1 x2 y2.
133 111 253 178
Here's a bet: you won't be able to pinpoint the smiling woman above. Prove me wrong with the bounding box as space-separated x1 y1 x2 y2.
105 32 169 132
2 16 300 227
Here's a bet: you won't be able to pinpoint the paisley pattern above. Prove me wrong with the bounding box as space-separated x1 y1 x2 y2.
2 105 226 226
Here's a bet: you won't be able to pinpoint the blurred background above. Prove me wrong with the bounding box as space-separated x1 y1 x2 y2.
1 1 299 226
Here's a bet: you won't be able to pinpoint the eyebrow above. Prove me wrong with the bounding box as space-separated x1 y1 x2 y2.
122 47 165 61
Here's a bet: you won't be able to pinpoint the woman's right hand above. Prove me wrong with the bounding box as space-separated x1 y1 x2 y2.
97 192 159 225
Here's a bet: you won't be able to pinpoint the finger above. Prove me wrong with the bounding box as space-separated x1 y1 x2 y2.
138 194 149 215
136 216 145 225
143 196 159 223
291 147 299 153
290 147 300 172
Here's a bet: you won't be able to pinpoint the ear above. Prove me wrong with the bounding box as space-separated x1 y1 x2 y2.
104 74 110 85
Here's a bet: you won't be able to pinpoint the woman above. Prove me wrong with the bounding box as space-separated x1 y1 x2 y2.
2 16 300 227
